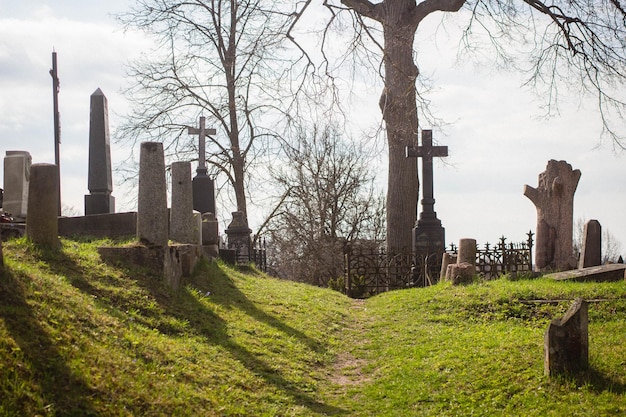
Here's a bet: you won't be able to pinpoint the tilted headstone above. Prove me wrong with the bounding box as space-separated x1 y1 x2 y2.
137 142 168 247
25 164 59 247
544 298 588 376
524 160 581 271
169 161 197 244
3 151 32 219
85 88 115 215
579 219 602 269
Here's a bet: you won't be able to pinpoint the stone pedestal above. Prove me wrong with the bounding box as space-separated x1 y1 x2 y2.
445 238 477 284
524 160 581 271
170 161 196 244
225 211 251 262
3 151 32 219
137 142 168 247
25 164 59 247
579 219 602 269
544 298 589 376
457 238 477 265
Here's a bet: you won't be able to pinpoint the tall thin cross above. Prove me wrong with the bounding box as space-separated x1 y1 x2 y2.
187 116 216 174
406 130 448 221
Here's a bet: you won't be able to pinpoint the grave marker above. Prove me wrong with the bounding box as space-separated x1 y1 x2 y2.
3 151 32 219
579 219 601 269
26 164 59 247
188 116 217 215
137 142 168 247
170 161 198 244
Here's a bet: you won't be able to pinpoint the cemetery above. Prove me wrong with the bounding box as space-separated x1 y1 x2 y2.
2 2 626 415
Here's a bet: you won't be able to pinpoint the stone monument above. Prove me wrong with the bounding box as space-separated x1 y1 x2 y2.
137 142 168 247
169 161 198 244
524 160 580 271
188 116 217 215
225 211 252 259
3 151 32 219
85 88 115 215
578 219 602 269
25 164 59 247
406 129 448 283
544 298 589 376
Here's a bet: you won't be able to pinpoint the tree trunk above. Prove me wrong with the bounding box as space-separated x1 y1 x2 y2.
380 4 420 254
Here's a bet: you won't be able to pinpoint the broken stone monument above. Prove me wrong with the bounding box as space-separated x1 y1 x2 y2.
169 161 198 244
544 298 589 377
25 164 59 247
578 219 601 269
225 211 252 261
85 88 115 215
3 151 32 219
137 142 168 247
445 238 476 284
202 212 220 258
524 160 580 272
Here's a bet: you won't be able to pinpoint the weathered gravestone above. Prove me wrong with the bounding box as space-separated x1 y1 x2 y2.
170 161 199 244
202 212 220 258
188 116 217 215
446 238 476 284
3 151 32 219
578 219 601 269
544 298 589 377
406 130 448 284
137 142 168 247
225 211 252 260
85 88 115 215
25 164 60 247
524 160 581 272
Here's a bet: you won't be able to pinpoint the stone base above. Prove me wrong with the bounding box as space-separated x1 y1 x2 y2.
446 262 475 285
59 212 136 239
97 244 210 290
85 194 115 215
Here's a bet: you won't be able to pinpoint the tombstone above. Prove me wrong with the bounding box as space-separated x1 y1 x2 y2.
225 211 252 260
406 130 448 283
25 164 59 247
544 298 589 377
169 161 197 244
445 238 476 284
188 116 217 215
85 88 115 215
524 160 581 271
579 219 602 269
202 212 220 258
439 252 457 281
3 151 32 219
137 142 168 247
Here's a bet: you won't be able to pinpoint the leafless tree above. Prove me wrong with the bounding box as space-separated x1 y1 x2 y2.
117 0 310 220
290 0 626 254
265 123 385 286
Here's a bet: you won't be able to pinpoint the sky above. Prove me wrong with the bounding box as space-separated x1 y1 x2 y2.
0 1 624 257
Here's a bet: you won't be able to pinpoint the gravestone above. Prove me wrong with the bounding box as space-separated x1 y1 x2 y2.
169 161 197 244
406 130 448 283
202 212 220 257
3 151 32 219
544 298 589 376
25 164 59 247
188 116 217 215
446 238 476 284
85 88 115 215
524 160 580 271
137 142 168 247
579 219 601 269
225 211 252 258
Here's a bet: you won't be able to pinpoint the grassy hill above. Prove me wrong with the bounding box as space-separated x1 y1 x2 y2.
1 238 625 416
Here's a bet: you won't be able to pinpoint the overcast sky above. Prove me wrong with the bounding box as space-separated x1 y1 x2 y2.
1 1 624 256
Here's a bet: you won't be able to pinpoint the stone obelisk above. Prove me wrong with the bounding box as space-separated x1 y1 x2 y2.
85 88 115 215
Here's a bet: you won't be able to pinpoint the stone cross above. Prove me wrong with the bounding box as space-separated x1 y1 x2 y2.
85 88 115 215
188 116 217 215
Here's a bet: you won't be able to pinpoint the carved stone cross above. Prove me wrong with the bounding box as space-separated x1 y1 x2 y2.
187 116 216 174
187 116 217 215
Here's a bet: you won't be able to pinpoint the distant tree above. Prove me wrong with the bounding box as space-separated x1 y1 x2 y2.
264 124 385 286
290 0 626 254
117 0 308 220
573 217 623 264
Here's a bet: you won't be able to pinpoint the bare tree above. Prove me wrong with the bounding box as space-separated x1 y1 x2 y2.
266 123 385 286
117 0 308 220
290 0 626 254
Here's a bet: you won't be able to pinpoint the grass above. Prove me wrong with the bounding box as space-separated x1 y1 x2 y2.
1 238 625 416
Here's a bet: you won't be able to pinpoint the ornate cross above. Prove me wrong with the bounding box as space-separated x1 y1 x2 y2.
187 116 216 174
406 130 448 220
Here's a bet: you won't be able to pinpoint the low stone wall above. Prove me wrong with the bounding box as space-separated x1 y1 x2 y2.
58 212 137 239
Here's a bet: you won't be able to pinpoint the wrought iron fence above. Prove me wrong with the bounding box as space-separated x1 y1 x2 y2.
343 232 534 298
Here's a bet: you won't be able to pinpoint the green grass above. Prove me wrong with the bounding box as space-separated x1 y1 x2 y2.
1 238 625 416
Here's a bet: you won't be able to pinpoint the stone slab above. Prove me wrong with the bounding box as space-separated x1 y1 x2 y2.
546 264 626 282
58 212 136 239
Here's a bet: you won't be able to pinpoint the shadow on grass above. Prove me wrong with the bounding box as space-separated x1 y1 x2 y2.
0 259 99 415
568 367 626 394
35 244 347 415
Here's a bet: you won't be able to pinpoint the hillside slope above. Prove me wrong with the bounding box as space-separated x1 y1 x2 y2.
1 238 625 416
